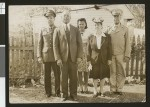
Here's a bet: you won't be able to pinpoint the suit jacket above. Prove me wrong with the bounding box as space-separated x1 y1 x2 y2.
53 24 83 63
87 33 112 65
37 26 56 62
107 24 131 58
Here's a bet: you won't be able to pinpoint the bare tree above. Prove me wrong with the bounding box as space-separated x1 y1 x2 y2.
126 4 145 29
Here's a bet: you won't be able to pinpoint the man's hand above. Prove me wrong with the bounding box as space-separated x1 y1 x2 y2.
124 56 130 62
77 58 82 63
108 60 112 65
38 57 43 63
88 61 92 71
57 59 63 67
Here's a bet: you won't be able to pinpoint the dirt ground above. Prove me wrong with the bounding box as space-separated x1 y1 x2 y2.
9 84 146 103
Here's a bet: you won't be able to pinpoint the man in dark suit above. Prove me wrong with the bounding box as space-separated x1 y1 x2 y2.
37 10 60 98
53 10 83 101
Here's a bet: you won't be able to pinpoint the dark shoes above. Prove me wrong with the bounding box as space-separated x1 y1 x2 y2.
79 90 84 94
93 93 99 98
62 97 68 101
70 96 78 101
79 90 89 94
62 94 69 101
98 92 105 97
62 96 78 101
46 94 51 98
55 93 61 97
46 93 61 98
116 92 123 95
93 92 105 98
62 94 78 101
110 92 123 95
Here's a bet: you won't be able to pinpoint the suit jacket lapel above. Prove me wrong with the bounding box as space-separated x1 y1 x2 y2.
101 36 105 47
51 26 56 34
93 36 98 50
70 25 73 41
60 25 67 41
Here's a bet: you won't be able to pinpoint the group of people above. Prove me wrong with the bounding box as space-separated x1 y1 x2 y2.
37 8 131 101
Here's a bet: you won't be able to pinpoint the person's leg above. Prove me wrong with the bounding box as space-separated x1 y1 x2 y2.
69 61 78 99
116 54 126 93
78 72 83 93
44 62 51 97
99 78 106 96
93 79 99 97
51 62 60 97
84 72 89 92
110 55 117 92
61 62 69 98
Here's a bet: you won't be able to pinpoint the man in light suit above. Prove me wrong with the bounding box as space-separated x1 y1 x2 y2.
53 10 83 101
37 10 60 98
107 9 131 95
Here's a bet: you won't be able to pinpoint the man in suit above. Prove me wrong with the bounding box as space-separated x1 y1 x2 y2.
53 10 83 101
37 10 60 98
107 9 131 95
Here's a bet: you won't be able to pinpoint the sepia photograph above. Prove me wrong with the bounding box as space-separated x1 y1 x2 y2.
9 4 145 103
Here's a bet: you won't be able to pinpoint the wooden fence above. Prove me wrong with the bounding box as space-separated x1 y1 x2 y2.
9 23 42 86
9 34 146 85
9 19 145 85
126 35 145 79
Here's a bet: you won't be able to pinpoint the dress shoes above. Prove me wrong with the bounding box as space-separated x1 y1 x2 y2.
46 94 51 98
98 92 105 97
62 97 68 101
56 94 61 97
70 95 78 101
110 91 123 95
92 93 99 98
116 92 123 95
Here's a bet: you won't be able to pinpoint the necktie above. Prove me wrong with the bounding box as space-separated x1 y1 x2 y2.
65 24 71 60
66 24 69 32
49 27 52 33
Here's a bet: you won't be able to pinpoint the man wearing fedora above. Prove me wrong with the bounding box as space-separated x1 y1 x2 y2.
53 10 83 101
37 10 60 98
107 9 131 95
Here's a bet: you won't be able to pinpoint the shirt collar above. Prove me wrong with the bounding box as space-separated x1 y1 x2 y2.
113 23 121 28
49 25 55 30
80 30 85 34
63 23 70 30
94 32 106 37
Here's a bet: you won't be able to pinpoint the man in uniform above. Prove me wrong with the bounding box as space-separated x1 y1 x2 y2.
107 9 131 95
37 10 60 98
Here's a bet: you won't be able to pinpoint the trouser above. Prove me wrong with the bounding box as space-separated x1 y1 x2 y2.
110 54 126 92
44 62 60 95
61 59 77 98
